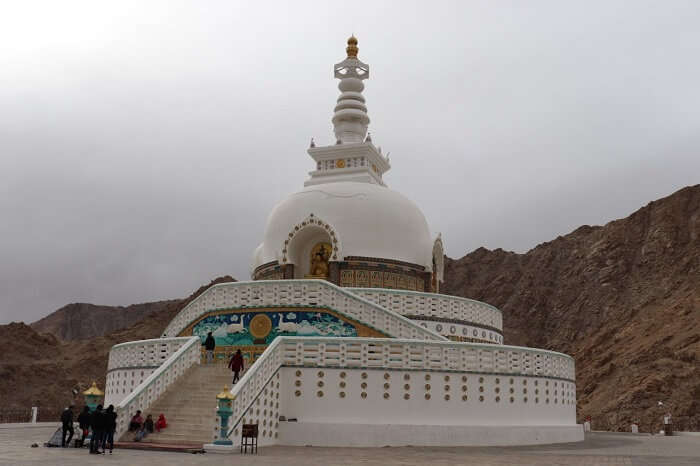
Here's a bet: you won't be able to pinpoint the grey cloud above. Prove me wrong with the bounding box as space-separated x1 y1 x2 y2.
1 1 699 323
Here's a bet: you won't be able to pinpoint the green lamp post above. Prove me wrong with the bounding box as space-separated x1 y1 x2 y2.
83 381 104 411
214 385 235 445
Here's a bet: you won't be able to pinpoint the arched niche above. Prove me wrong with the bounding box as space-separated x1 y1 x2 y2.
287 227 332 278
281 214 341 280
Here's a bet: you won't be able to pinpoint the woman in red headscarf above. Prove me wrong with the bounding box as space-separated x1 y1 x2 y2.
155 414 167 432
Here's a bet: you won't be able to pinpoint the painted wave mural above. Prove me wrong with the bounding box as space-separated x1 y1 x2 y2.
192 310 358 346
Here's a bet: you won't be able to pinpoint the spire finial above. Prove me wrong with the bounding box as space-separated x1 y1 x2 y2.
346 35 358 58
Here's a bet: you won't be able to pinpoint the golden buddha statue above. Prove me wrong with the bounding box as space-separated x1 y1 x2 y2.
306 242 331 279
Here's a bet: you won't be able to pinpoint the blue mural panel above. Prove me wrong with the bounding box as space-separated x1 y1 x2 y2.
192 310 358 346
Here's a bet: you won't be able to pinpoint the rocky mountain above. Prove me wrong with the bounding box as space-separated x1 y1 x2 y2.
443 184 700 432
0 276 235 417
30 300 178 341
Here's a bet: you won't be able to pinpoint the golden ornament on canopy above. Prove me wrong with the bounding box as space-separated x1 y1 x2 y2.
216 385 236 400
83 381 104 396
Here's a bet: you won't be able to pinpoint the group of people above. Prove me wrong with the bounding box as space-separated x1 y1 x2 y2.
60 404 117 454
128 410 167 442
203 332 245 385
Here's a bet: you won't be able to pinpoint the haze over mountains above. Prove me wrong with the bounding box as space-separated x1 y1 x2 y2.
1 185 698 431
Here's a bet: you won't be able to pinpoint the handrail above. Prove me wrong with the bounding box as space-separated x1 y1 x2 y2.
113 336 200 439
223 337 285 439
162 279 445 342
222 335 576 440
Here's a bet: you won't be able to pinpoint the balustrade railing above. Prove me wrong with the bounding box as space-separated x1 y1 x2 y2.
108 337 194 371
113 336 200 440
350 288 503 331
162 280 444 342
219 337 285 441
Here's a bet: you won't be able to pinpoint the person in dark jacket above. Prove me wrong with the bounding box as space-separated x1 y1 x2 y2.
77 406 91 446
228 349 244 384
89 404 104 454
103 405 117 454
204 331 216 364
60 405 74 447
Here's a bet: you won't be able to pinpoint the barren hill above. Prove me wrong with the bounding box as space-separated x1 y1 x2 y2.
30 300 178 341
0 276 235 414
443 185 700 432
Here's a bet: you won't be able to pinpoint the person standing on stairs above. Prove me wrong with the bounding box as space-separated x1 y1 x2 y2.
228 349 244 384
204 331 216 364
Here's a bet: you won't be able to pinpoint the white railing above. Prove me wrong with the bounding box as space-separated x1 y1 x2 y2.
221 337 286 441
113 336 200 439
162 280 445 342
222 336 576 441
276 337 575 380
350 288 503 332
107 337 194 371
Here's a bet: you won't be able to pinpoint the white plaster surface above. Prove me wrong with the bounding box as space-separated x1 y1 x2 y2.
278 422 584 447
254 182 434 271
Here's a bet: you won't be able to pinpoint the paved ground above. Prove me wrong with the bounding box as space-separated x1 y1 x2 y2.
1 425 698 465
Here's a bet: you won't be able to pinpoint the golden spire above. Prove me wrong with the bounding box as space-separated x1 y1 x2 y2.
346 35 358 58
83 381 104 396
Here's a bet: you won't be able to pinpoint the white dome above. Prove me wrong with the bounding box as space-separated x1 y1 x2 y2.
253 181 434 275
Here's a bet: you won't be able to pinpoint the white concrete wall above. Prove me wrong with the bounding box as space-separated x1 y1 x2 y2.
278 367 576 427
413 319 503 344
229 365 579 447
279 423 584 447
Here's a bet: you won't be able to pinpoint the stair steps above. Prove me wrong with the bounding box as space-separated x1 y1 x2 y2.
122 364 236 445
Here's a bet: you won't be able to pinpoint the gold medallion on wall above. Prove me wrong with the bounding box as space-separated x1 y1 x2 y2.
249 314 273 343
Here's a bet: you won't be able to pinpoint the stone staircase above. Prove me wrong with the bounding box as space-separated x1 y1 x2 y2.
125 364 233 446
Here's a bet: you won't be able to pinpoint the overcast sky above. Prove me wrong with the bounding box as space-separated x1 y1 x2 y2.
1 1 699 324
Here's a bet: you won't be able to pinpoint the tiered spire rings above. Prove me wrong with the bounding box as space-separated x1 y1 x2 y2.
332 36 370 144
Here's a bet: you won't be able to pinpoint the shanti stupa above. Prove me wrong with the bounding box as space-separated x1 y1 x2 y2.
104 37 582 448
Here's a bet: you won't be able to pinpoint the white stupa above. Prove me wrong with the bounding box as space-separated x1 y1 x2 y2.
252 36 444 290
104 37 581 450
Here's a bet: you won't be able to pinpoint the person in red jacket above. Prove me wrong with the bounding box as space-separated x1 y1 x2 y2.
228 349 244 384
155 414 167 432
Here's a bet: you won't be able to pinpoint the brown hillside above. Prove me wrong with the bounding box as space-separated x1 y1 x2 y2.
0 276 235 413
443 185 700 432
30 300 178 341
